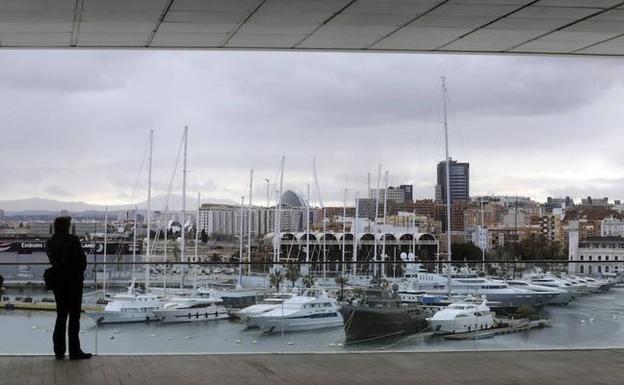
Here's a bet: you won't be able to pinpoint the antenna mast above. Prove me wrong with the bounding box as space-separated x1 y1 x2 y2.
442 76 452 293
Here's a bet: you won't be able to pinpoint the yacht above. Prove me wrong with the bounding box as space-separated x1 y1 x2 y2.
238 292 294 328
504 279 572 305
341 286 431 343
86 282 164 324
247 289 343 333
525 274 585 297
398 266 558 311
153 296 229 323
427 297 496 335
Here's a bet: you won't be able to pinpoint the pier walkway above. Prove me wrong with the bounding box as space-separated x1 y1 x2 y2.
1 349 622 385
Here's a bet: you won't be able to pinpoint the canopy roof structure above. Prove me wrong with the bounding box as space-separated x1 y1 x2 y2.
2 0 624 56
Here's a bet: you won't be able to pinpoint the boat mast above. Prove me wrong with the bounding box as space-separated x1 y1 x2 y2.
239 195 244 287
132 206 137 279
342 186 347 275
163 204 168 295
373 164 381 278
194 192 200 290
181 125 188 265
273 155 286 263
247 169 254 276
145 129 153 290
480 197 486 273
441 77 452 293
304 183 310 276
353 192 359 275
382 170 388 278
103 206 108 294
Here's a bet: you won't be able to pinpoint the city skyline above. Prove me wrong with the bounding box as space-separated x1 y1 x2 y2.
2 51 624 206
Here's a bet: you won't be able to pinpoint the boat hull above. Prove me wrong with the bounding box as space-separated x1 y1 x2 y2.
251 313 343 332
153 308 230 323
86 310 158 324
341 305 430 343
429 314 495 335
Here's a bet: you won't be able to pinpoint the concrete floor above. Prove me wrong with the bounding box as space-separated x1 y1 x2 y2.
1 350 623 385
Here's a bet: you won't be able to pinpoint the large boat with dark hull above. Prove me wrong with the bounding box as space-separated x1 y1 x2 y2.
340 286 432 343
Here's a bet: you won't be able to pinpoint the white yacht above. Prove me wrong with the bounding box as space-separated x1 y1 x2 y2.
398 266 558 310
524 274 582 299
238 292 294 328
247 289 343 333
153 296 229 323
86 282 164 324
498 279 572 305
427 297 496 335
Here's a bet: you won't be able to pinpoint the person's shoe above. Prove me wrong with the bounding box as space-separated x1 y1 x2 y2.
55 355 65 360
69 352 92 360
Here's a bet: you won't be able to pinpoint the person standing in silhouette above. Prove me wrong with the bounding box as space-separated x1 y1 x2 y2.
47 217 92 360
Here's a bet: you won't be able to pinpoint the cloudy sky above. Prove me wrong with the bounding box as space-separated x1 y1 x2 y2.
1 50 624 207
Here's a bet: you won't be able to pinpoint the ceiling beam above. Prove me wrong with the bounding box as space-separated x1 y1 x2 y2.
70 0 85 47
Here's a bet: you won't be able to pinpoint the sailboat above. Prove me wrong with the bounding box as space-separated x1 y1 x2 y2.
86 130 168 324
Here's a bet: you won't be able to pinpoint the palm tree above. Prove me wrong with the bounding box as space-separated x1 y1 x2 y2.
269 270 284 293
335 275 349 301
302 274 315 289
285 264 300 288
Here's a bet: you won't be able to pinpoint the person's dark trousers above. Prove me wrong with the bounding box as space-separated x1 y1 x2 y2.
52 283 83 356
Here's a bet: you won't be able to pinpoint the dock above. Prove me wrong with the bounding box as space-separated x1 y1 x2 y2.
1 301 103 312
1 350 623 385
444 319 551 340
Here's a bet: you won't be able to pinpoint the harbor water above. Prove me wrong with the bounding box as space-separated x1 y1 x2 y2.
2 256 623 354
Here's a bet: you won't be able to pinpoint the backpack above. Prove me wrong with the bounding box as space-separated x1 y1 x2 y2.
44 235 70 290
43 266 57 291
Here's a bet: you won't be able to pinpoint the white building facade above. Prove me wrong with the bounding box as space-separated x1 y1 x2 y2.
568 221 624 276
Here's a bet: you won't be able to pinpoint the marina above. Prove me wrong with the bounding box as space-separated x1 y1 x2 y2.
1 261 623 355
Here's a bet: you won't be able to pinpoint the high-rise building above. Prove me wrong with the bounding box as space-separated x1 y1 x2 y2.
369 185 413 203
399 185 413 202
435 159 469 204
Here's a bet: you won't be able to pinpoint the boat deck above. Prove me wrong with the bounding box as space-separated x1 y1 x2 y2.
1 349 623 385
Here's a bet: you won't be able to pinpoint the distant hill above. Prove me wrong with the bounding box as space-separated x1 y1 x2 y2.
0 195 237 214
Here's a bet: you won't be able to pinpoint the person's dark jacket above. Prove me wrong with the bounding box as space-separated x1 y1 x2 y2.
46 234 87 285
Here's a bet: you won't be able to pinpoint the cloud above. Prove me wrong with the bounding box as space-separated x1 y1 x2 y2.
0 50 623 207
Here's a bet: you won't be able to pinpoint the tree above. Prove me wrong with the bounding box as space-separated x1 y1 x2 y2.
200 229 208 244
269 270 284 292
451 242 483 262
302 274 315 289
285 264 300 288
335 275 349 301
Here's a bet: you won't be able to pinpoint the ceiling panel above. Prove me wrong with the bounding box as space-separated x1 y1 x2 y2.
511 30 618 53
298 31 383 49
0 32 70 46
0 0 75 11
79 22 155 33
443 5 602 51
442 29 544 51
170 0 262 12
577 35 624 55
536 0 622 8
158 22 238 34
150 32 228 46
165 11 248 23
260 0 352 13
346 1 440 15
563 9 624 34
0 0 622 54
81 11 162 22
0 22 72 33
372 26 472 50
78 32 150 46
0 11 74 23
228 32 309 47
83 0 167 11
